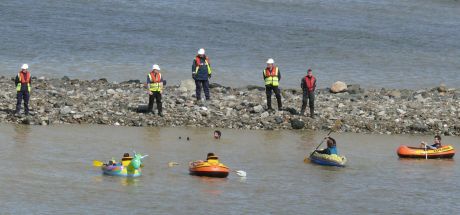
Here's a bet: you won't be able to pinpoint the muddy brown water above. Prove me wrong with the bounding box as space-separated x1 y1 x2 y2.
0 124 459 214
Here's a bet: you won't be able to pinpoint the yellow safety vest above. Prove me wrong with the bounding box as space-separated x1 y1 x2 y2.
16 72 31 92
148 72 162 92
264 67 279 86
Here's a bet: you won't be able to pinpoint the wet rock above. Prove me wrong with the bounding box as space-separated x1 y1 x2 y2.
60 106 72 115
291 119 305 129
388 90 401 99
437 84 447 93
61 76 70 81
284 107 298 115
275 116 283 124
246 85 265 91
330 81 347 93
253 105 263 113
347 84 363 94
410 123 428 132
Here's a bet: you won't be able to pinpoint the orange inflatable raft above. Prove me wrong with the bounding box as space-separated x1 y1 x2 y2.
397 145 455 159
189 157 229 178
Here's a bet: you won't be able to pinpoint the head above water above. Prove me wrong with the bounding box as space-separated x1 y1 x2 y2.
214 130 221 139
123 153 130 157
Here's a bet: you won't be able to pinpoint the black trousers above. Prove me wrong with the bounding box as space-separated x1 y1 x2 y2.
195 80 210 100
148 91 162 114
16 90 30 114
265 85 282 109
302 91 315 110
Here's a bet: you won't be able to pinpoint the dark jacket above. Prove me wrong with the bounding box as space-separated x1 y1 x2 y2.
192 55 211 81
301 75 316 92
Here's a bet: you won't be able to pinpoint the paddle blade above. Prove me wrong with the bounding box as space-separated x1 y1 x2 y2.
234 170 247 177
168 162 179 167
93 160 104 167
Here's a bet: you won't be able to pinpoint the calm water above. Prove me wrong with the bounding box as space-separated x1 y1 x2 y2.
1 0 459 88
0 124 459 214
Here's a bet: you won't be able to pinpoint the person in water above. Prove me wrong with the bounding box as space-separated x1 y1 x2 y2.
420 135 442 149
121 153 133 166
316 137 338 155
206 152 219 163
213 130 221 139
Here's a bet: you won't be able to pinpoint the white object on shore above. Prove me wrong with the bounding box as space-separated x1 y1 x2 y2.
331 81 347 93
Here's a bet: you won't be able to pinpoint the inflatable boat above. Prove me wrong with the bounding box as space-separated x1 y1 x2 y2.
189 160 229 178
397 145 455 159
307 151 347 167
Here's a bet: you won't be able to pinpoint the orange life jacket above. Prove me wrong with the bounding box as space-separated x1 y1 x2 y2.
305 75 316 92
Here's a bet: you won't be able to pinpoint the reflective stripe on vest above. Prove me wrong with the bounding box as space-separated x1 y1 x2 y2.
148 72 162 92
305 75 316 92
194 56 212 75
264 67 279 86
16 72 31 92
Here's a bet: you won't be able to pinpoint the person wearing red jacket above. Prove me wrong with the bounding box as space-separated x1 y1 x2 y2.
300 69 316 118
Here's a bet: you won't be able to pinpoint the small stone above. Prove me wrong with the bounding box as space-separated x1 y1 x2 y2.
438 84 447 93
253 105 263 113
260 111 269 118
60 106 72 115
107 89 116 94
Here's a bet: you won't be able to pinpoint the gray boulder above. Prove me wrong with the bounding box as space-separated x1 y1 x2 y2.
291 119 305 129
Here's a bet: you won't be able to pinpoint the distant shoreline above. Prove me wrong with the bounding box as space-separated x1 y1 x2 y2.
1 76 459 136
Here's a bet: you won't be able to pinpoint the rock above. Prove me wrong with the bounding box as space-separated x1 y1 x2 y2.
61 76 70 81
330 81 347 93
410 123 428 132
253 105 263 113
347 84 362 94
388 90 401 99
137 104 149 113
260 111 269 118
284 107 298 115
291 119 305 129
209 83 223 89
107 89 116 94
338 103 345 108
438 84 447 93
73 114 84 119
275 116 283 124
180 79 196 92
246 85 265 91
121 80 140 84
60 106 72 115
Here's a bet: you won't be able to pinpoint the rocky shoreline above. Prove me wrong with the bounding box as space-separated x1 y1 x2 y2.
0 76 459 136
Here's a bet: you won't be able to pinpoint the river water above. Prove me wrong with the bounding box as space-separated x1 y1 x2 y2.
1 0 459 88
0 124 459 214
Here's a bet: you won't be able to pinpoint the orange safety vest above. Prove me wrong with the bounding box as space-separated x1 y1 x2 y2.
305 75 316 92
17 71 31 92
263 66 279 86
148 72 162 92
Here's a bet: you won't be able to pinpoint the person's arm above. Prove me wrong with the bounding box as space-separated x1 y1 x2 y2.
192 59 197 76
14 75 19 86
313 78 317 91
301 78 305 90
278 69 281 81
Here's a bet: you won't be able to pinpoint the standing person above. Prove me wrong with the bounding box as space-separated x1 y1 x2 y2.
192 48 212 103
263 58 282 111
300 68 316 118
15 64 31 116
146 64 164 117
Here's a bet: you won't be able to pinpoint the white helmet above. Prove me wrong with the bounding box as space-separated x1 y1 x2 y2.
152 64 161 71
21 64 29 70
197 48 205 55
266 58 274 64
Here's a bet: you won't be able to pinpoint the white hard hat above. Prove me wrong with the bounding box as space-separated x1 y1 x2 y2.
21 64 29 70
152 64 161 71
197 48 205 55
266 58 274 64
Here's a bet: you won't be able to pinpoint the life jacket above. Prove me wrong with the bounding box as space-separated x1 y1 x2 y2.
264 66 279 86
305 75 316 92
329 146 338 155
17 71 31 92
121 157 133 166
148 71 162 92
206 155 220 164
194 56 212 75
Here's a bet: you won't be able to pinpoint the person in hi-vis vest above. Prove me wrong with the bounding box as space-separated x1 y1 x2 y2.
146 64 165 117
15 64 31 116
192 48 212 103
263 58 282 110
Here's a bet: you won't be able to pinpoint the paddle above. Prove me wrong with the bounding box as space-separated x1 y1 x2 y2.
309 119 342 157
167 161 247 177
93 160 104 167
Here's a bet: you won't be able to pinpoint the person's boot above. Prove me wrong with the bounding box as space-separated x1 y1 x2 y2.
300 103 307 116
277 98 282 111
310 107 315 119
